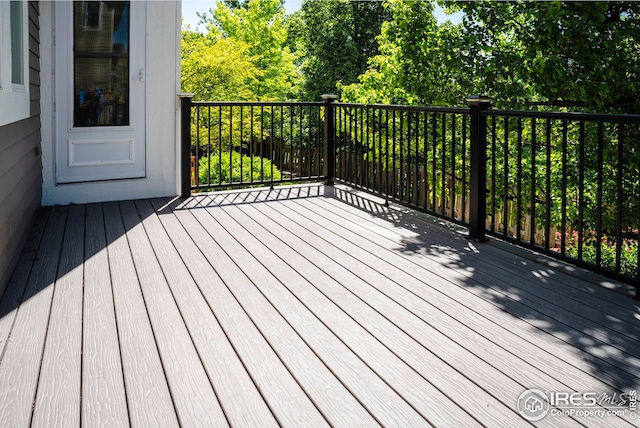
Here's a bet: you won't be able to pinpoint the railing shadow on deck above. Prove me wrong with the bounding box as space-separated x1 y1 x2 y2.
0 201 155 332
332 186 640 396
168 183 326 211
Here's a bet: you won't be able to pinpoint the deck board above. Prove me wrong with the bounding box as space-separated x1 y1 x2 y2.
102 202 179 427
323 193 640 335
255 197 627 427
146 198 280 428
241 199 560 427
0 208 49 358
211 199 509 427
191 199 431 427
0 206 68 428
120 200 228 426
81 203 129 427
320 196 640 350
31 205 85 427
0 184 638 427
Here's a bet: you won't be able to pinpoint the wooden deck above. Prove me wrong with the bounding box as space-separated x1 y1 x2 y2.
0 184 638 427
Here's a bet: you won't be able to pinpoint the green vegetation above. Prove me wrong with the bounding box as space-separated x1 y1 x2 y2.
290 0 390 101
183 0 298 101
341 0 640 113
183 0 640 111
199 151 281 185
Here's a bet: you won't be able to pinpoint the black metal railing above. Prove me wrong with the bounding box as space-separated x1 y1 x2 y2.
180 96 326 192
484 109 640 285
180 94 640 293
332 103 472 226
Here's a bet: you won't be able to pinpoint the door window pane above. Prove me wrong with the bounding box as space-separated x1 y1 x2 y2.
74 1 129 127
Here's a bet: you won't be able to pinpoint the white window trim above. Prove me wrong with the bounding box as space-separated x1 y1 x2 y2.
0 1 30 127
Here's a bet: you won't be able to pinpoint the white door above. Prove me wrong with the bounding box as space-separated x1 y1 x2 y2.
55 1 146 183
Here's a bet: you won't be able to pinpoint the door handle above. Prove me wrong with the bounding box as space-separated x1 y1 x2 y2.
137 69 145 82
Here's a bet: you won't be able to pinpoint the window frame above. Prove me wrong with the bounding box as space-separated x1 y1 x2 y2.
0 0 30 127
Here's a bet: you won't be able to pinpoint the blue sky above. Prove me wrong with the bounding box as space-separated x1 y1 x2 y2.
181 0 463 32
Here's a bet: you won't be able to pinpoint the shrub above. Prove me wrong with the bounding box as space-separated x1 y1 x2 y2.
562 231 638 278
198 152 281 185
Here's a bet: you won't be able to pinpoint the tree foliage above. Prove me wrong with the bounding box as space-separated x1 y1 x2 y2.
453 0 640 112
341 0 467 105
200 0 300 100
342 0 640 113
181 30 259 100
291 0 390 101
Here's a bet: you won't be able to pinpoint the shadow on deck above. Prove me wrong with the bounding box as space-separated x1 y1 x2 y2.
0 184 638 427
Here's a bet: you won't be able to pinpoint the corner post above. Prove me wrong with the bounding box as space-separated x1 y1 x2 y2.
467 95 491 241
179 93 194 198
322 94 338 185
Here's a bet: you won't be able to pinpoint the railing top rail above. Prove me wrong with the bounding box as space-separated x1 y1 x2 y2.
334 102 470 115
487 108 640 123
191 101 323 107
190 100 640 123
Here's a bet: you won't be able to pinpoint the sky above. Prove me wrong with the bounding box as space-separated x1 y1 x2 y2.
181 0 463 32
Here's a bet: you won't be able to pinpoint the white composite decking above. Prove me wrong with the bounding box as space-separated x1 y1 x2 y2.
0 184 638 427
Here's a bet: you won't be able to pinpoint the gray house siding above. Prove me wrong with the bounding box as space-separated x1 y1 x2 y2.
0 2 42 296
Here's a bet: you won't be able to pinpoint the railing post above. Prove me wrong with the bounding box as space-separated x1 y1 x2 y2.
322 94 338 185
179 93 194 198
467 95 491 241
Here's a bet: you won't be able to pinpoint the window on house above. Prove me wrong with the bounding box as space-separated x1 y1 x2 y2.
83 2 102 30
10 1 24 84
0 0 30 127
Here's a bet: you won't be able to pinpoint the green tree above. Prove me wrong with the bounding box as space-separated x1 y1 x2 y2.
200 0 300 100
340 0 475 106
449 0 640 112
181 29 260 101
293 0 390 101
343 0 640 113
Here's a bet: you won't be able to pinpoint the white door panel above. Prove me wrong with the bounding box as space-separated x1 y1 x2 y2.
55 1 146 184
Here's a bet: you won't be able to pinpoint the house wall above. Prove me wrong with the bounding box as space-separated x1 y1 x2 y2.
40 1 181 205
0 2 42 296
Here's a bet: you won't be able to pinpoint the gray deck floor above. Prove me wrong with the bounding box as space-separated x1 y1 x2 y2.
0 184 638 427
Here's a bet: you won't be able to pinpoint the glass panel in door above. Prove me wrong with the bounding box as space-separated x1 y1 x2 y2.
73 1 130 127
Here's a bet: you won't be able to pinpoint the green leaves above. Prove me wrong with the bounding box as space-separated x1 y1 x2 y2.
340 0 640 113
341 0 469 106
198 151 281 185
181 31 259 101
294 0 390 101
211 0 299 100
183 0 300 101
